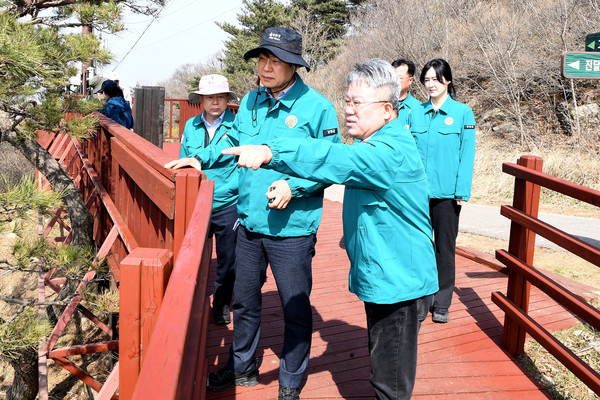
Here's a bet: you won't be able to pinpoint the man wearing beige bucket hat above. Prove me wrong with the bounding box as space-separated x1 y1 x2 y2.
178 74 239 326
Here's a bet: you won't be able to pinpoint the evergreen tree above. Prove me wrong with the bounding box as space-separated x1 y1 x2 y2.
0 3 162 397
290 0 351 68
217 0 294 95
0 0 164 249
216 0 362 95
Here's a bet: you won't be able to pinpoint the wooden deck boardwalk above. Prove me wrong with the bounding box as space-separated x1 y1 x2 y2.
206 199 585 399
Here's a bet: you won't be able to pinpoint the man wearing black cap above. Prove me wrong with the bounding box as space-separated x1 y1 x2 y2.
181 26 341 400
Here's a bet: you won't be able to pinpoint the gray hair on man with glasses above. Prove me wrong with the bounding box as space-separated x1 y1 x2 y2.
347 58 402 111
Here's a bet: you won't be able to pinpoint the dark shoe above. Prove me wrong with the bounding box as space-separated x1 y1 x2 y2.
207 360 260 391
213 303 231 325
278 385 300 400
432 307 449 323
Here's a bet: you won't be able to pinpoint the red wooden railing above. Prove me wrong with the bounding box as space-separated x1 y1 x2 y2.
493 155 600 395
37 107 215 399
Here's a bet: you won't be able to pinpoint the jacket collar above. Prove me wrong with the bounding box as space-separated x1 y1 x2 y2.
423 95 456 115
399 93 415 109
192 107 235 129
256 73 305 110
357 117 403 143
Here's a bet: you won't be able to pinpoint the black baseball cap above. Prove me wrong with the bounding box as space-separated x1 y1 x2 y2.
244 27 310 72
97 79 118 94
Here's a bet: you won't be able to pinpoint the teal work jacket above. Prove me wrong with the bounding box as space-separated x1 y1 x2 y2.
397 93 425 132
195 74 341 237
265 118 438 304
179 109 238 213
411 96 476 201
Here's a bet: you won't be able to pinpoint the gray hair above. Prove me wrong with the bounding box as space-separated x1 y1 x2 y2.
347 58 401 111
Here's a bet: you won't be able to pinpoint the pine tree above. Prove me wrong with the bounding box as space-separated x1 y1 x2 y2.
217 0 294 95
0 0 164 248
216 0 364 96
0 2 163 398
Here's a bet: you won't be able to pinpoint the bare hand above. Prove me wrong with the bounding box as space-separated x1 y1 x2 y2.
266 180 292 210
456 200 464 206
164 157 201 171
222 145 272 170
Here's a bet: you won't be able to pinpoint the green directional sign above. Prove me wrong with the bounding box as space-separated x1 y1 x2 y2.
585 33 600 51
562 52 600 79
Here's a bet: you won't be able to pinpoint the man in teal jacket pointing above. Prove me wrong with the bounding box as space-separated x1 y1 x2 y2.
223 59 438 400
166 27 341 400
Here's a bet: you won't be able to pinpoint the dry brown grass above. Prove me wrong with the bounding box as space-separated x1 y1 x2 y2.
457 232 600 290
519 323 600 400
471 134 600 219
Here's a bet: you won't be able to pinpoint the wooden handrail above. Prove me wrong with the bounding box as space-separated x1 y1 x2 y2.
495 250 600 331
500 205 600 265
494 154 600 396
492 291 600 393
502 161 600 206
38 108 213 399
131 179 213 399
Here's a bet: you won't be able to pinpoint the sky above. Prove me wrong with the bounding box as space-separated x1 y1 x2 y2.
96 0 245 91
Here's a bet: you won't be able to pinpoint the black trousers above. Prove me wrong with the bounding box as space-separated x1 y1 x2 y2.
429 198 462 310
365 295 433 400
211 204 238 307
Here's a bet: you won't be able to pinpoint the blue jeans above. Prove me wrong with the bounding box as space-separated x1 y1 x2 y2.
211 204 238 307
429 198 461 310
365 295 433 400
227 226 316 389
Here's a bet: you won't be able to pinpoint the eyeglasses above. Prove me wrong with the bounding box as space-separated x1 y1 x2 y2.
341 98 390 111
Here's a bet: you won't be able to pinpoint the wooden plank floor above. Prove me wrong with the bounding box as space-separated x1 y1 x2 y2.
206 199 585 399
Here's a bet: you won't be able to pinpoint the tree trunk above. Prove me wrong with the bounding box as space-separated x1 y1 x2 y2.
5 347 38 400
4 132 94 247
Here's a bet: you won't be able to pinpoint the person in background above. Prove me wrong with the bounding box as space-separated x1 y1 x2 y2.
165 26 341 400
413 58 476 324
88 74 106 100
391 58 424 131
97 79 134 130
179 74 239 325
222 58 438 400
107 71 133 105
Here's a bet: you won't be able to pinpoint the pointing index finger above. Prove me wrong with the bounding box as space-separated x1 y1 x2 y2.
222 146 242 156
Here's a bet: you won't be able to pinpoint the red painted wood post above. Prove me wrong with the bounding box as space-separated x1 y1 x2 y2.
119 248 172 400
502 155 543 354
173 171 202 261
119 250 142 400
140 248 173 365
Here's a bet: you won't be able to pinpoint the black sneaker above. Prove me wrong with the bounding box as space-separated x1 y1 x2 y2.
432 307 449 323
278 385 300 400
207 360 260 391
213 303 231 325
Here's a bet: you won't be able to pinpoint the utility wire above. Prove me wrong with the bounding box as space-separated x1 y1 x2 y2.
113 1 168 69
133 3 241 52
112 1 241 70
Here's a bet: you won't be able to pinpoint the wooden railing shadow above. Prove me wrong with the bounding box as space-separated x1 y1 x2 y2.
493 155 600 395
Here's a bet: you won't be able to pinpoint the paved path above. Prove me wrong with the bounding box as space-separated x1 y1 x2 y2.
324 184 600 251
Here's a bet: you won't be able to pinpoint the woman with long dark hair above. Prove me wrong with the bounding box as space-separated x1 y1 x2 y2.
413 59 476 324
97 79 134 130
